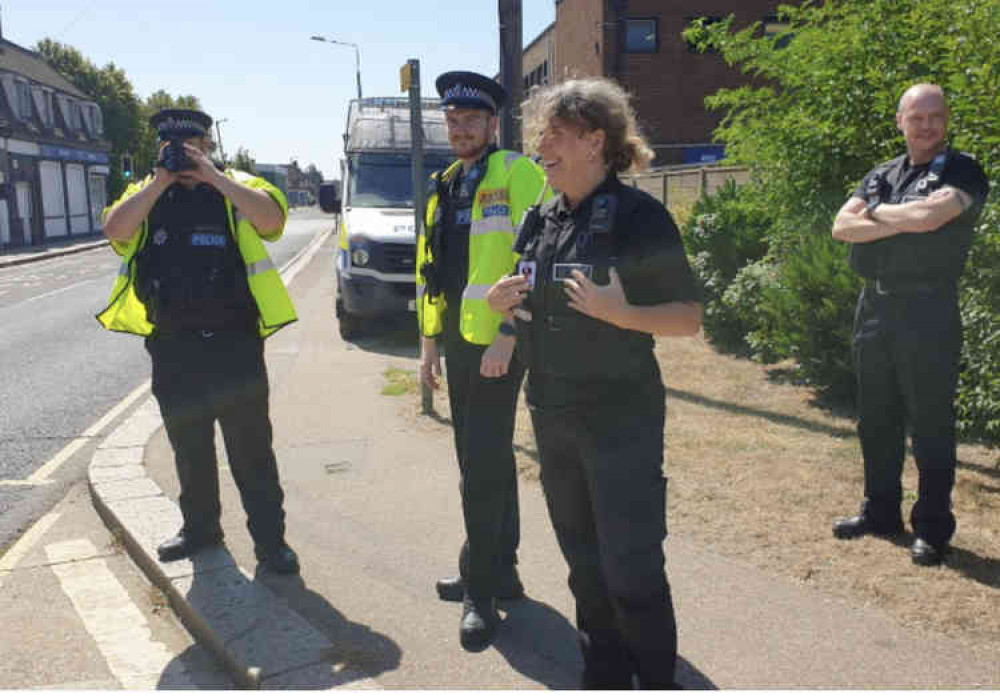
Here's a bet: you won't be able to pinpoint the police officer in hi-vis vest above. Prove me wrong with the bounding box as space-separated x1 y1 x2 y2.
99 108 300 575
831 84 989 566
416 71 547 652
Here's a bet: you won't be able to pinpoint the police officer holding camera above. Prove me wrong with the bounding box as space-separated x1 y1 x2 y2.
831 84 989 566
99 108 300 574
488 78 701 689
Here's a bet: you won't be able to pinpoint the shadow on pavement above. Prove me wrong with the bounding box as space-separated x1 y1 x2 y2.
493 596 716 689
343 318 420 359
255 569 402 685
157 646 235 689
492 596 580 688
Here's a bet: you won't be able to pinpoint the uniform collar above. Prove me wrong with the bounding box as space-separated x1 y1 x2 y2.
551 172 620 220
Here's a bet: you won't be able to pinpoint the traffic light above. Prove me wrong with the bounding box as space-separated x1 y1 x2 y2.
120 153 133 180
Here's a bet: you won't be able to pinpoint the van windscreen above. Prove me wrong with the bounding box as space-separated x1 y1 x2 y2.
349 152 453 208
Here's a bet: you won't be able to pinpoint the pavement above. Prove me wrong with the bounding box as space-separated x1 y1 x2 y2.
0 234 109 269
28 227 999 688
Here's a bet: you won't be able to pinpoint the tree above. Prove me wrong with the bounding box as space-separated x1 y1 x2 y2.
304 164 324 189
35 40 209 197
135 91 206 175
231 147 257 174
36 39 143 199
685 0 1000 441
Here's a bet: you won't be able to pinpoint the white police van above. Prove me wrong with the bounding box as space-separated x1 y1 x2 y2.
320 97 452 340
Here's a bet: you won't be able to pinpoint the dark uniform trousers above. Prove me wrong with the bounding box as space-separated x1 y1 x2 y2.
852 285 961 546
146 330 287 549
443 330 523 601
531 381 677 689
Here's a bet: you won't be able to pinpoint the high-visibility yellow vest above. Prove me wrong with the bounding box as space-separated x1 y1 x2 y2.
96 170 298 338
416 149 547 344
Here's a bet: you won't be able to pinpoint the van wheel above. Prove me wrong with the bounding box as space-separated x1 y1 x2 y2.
336 298 362 340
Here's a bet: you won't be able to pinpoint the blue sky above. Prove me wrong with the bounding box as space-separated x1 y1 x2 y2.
4 1 555 178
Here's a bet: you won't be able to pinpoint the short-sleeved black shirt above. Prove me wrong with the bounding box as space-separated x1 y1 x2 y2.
539 174 701 306
521 174 700 406
850 149 989 283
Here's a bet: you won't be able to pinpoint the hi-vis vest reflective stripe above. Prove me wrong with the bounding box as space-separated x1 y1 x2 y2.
95 170 298 338
416 149 546 345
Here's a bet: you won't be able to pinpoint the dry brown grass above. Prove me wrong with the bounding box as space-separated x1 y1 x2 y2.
654 335 998 648
409 333 999 649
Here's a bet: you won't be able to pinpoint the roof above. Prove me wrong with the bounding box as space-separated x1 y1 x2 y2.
344 97 451 154
0 39 90 99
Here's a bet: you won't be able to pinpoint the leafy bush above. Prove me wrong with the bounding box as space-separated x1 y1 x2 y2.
752 231 861 401
685 0 1000 443
957 209 1000 442
683 181 773 352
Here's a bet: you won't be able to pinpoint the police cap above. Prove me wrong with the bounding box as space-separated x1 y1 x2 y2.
435 71 506 114
149 108 213 140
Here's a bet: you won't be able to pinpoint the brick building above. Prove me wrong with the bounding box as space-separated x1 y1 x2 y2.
523 0 788 165
0 37 110 247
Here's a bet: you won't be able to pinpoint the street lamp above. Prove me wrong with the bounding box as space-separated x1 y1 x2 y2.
214 117 229 166
310 35 363 101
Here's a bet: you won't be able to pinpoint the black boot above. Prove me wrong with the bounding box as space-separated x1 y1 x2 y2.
832 513 903 539
459 595 499 653
157 529 224 562
255 541 300 575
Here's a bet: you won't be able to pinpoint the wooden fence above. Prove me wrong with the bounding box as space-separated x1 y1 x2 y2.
622 165 750 222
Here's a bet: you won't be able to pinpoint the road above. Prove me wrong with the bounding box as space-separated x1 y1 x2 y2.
0 208 333 552
0 207 335 689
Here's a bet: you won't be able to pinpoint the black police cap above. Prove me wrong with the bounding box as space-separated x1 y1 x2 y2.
435 71 506 114
150 108 213 140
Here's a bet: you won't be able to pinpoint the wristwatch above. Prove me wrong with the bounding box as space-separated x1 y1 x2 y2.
865 200 881 219
497 321 516 337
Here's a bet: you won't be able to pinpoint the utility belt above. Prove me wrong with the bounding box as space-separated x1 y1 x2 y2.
865 277 956 296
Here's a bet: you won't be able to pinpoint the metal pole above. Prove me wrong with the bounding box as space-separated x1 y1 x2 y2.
498 0 523 152
354 45 363 101
214 119 228 165
406 59 434 415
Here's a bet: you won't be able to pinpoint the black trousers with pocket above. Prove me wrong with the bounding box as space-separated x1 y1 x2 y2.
145 330 287 550
530 379 677 689
852 285 961 546
442 327 524 601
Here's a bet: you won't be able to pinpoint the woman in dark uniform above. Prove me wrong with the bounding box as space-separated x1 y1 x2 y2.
487 78 702 689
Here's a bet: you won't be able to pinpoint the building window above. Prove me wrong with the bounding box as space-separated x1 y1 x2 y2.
624 18 657 53
15 80 33 120
763 13 793 49
39 90 53 126
70 101 83 130
89 104 103 136
685 16 723 53
524 60 550 91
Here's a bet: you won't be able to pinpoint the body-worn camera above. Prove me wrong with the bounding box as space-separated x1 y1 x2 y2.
158 140 196 173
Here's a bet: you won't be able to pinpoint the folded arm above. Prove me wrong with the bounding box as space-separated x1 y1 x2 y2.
832 187 971 243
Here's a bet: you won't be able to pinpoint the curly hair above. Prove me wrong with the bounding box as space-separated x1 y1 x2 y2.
521 77 654 173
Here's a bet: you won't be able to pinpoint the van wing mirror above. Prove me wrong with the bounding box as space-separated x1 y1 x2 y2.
319 182 342 215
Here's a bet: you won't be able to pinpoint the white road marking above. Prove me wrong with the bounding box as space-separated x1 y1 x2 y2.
26 380 152 484
18 278 100 305
45 538 192 690
0 510 62 590
0 510 62 571
0 479 53 487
